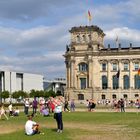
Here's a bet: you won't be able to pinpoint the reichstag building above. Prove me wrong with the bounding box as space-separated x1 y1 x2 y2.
64 25 140 101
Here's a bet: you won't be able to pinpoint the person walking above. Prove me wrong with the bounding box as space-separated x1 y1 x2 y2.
0 104 9 120
70 99 75 112
64 100 70 112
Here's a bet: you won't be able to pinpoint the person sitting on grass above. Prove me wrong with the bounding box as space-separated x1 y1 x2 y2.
25 114 44 135
42 106 50 117
13 107 20 116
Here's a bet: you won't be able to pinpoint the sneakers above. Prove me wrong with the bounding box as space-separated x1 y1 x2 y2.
57 129 63 133
57 129 60 133
40 132 44 135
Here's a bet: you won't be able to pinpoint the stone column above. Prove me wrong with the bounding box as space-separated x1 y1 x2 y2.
65 60 70 88
119 60 122 89
129 60 133 88
107 61 111 89
70 60 75 88
88 58 93 88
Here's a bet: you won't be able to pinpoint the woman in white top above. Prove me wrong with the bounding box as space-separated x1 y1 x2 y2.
53 97 63 133
0 104 9 120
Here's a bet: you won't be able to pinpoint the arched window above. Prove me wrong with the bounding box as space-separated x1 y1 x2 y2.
78 94 84 100
77 35 80 43
134 75 140 89
83 35 86 42
112 75 119 89
112 94 117 99
78 63 88 72
102 75 108 89
123 75 130 89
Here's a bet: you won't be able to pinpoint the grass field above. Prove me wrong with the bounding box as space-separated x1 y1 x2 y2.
0 111 140 140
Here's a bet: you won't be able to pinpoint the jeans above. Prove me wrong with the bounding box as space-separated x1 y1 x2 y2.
33 107 37 114
24 106 29 115
55 112 63 130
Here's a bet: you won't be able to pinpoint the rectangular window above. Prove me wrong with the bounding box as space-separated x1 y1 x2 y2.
124 63 129 71
80 78 86 89
102 63 107 71
112 63 117 71
16 73 23 91
134 63 139 70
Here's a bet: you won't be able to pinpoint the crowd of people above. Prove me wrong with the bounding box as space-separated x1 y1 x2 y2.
0 96 140 136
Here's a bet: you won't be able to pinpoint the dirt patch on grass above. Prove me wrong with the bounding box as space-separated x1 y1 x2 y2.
0 124 23 134
0 121 138 140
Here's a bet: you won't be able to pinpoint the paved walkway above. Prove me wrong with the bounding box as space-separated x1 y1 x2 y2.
7 107 140 113
75 108 140 112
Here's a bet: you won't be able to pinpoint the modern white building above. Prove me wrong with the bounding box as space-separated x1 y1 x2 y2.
0 70 43 93
43 78 66 95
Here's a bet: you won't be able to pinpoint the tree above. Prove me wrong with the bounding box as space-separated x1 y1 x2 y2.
12 90 28 100
29 89 37 97
44 91 49 98
1 91 10 102
12 91 20 99
37 90 45 97
29 89 45 98
48 90 56 97
56 90 62 96
18 90 28 99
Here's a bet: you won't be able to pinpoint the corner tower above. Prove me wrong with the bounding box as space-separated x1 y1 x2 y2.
64 25 105 100
69 25 105 51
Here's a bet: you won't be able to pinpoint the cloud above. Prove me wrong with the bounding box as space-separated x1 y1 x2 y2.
0 0 79 21
90 0 140 30
105 27 140 42
0 0 140 79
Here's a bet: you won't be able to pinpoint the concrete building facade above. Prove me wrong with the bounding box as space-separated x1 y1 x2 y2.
43 78 66 95
64 25 140 101
0 70 43 93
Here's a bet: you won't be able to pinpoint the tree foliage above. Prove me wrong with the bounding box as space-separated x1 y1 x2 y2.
12 90 28 99
1 91 10 101
29 89 45 98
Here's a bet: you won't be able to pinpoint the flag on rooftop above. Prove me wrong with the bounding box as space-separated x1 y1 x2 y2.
88 10 92 22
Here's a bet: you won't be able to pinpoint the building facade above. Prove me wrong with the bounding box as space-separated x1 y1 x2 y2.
64 25 140 101
0 70 43 93
43 78 66 95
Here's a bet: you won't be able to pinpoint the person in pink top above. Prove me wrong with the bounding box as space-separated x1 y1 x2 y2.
39 98 45 114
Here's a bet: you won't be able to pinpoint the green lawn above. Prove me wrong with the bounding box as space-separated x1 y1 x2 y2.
0 111 140 140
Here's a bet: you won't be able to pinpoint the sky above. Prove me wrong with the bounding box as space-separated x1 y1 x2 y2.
0 0 140 80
